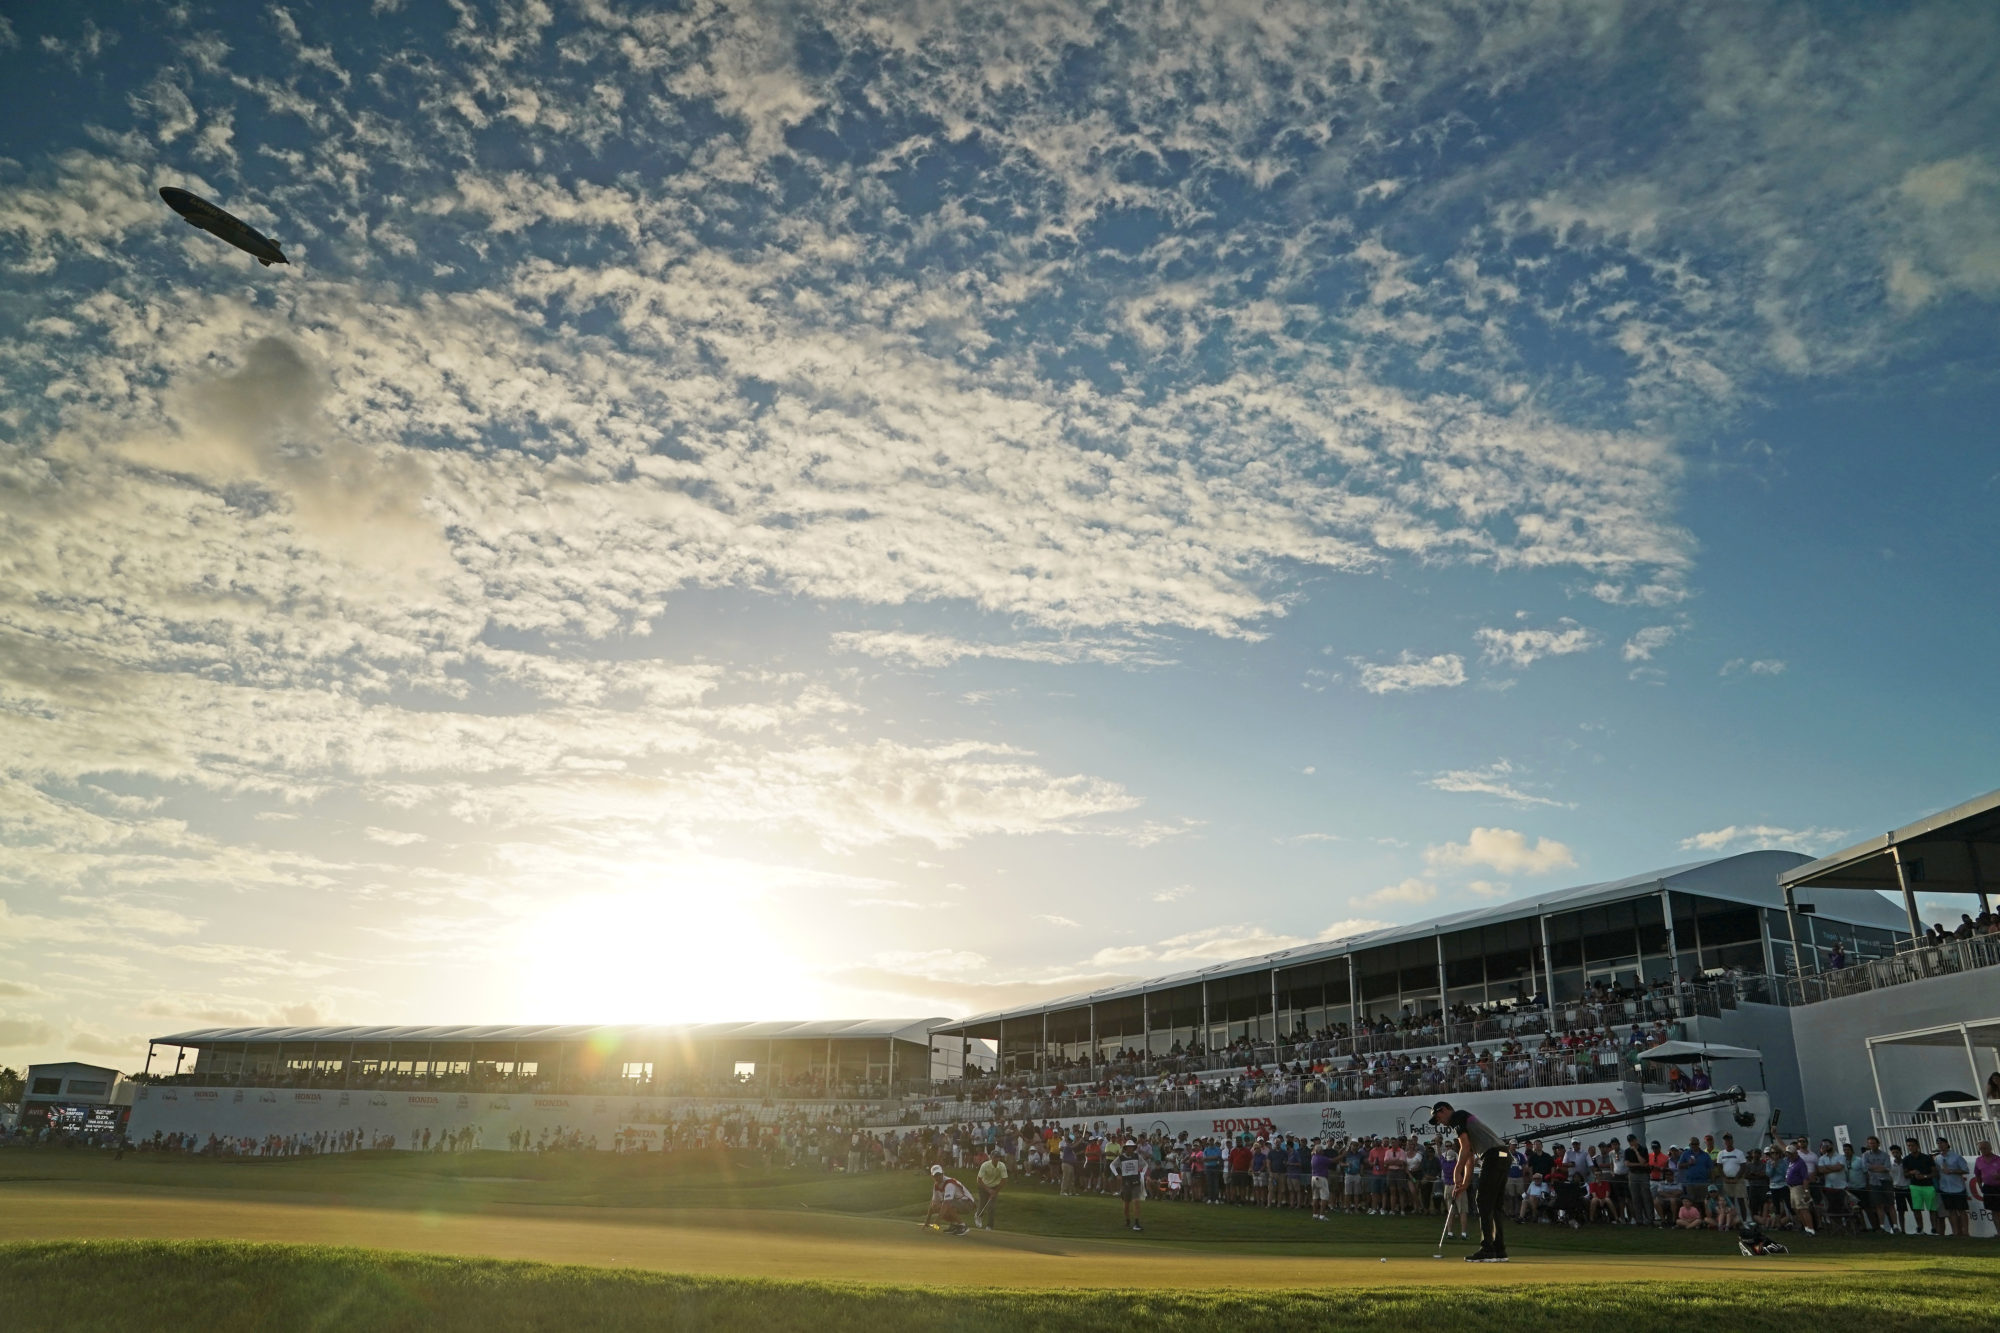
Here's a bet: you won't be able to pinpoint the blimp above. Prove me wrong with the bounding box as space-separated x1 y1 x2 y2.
158 186 289 267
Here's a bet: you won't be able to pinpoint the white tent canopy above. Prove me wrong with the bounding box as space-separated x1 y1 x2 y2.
1634 1040 1764 1062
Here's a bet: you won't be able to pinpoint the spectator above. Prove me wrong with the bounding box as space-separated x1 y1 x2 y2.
1714 1133 1748 1228
1934 1138 1972 1238
1784 1143 1817 1237
1859 1135 1896 1234
1902 1138 1938 1235
1971 1140 2000 1217
1520 1173 1553 1222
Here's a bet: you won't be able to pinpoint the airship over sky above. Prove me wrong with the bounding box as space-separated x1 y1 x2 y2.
158 186 289 267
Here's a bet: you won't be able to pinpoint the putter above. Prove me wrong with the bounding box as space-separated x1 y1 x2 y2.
1433 1198 1456 1258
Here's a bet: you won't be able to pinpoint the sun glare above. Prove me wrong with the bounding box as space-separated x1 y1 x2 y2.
510 882 821 1023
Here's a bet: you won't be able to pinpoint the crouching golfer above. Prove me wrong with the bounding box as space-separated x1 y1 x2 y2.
924 1164 973 1234
1428 1100 1511 1262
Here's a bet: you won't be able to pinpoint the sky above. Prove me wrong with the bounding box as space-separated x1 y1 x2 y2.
2 1 1997 1074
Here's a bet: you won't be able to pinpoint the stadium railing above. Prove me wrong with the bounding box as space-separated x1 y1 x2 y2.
946 977 1767 1093
893 1053 1640 1126
1785 932 2000 1006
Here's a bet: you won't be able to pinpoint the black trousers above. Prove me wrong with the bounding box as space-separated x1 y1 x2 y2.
1476 1149 1511 1251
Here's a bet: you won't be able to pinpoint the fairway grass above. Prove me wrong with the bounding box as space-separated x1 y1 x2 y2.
3 1239 1995 1333
3 1152 1994 1329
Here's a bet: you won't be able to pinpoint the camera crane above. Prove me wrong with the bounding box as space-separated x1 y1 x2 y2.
1511 1084 1755 1144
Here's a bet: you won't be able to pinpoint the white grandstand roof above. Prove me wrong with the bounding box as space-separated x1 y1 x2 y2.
939 849 1910 1030
148 1018 943 1046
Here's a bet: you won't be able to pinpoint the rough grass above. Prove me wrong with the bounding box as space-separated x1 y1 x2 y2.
2 1240 1994 1333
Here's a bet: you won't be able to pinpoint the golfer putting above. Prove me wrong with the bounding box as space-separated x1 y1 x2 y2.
1427 1100 1512 1262
974 1147 1009 1230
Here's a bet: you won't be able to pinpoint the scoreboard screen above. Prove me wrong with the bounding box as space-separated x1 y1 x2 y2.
25 1103 129 1134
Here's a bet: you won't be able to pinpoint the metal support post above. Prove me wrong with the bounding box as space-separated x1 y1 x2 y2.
1867 1037 1888 1132
1661 887 1680 981
1435 934 1448 1018
1539 914 1556 1006
1891 844 1923 942
1783 885 1804 981
1271 972 1281 1051
1969 840 1990 917
1966 1025 1994 1127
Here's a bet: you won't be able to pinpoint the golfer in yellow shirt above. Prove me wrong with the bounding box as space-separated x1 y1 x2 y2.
976 1149 1010 1230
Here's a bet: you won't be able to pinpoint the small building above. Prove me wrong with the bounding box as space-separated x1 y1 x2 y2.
18 1061 134 1136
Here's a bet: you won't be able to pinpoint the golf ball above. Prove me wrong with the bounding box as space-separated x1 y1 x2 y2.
1380 1258 1387 1263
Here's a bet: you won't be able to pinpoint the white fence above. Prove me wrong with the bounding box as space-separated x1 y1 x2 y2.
1873 1101 1997 1159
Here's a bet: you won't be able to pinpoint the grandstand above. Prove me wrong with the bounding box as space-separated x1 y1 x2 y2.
931 851 1906 1078
120 830 2000 1155
139 1019 942 1100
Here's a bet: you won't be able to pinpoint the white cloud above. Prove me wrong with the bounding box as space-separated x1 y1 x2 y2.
1621 625 1682 662
1474 620 1597 669
1721 658 1787 676
1033 914 1080 928
1426 827 1578 876
1351 652 1467 694
1679 825 1848 854
830 631 1173 670
1465 880 1512 898
1426 760 1571 809
1319 917 1393 940
1354 877 1437 909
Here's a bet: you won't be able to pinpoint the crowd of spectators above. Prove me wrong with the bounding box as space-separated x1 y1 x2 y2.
630 1111 1999 1244
906 1021 1678 1126
1917 910 1999 947
21 1093 1997 1247
135 1066 905 1103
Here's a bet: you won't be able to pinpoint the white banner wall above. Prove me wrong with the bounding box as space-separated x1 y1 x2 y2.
127 1081 1767 1151
1032 1084 1641 1143
1027 1085 1766 1145
129 1086 813 1150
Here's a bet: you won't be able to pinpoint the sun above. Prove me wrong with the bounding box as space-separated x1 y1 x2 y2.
508 875 822 1023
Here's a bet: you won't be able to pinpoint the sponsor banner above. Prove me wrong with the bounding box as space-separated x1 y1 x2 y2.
1025 1084 1771 1149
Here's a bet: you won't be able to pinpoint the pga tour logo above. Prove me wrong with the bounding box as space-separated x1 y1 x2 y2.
1512 1097 1618 1123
